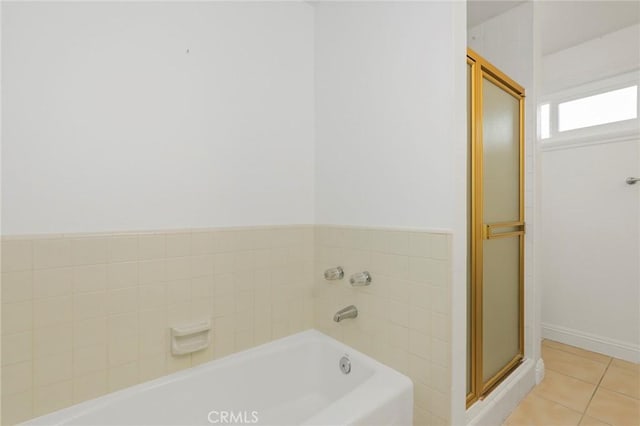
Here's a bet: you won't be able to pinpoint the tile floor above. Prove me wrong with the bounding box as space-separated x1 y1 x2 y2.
504 340 640 426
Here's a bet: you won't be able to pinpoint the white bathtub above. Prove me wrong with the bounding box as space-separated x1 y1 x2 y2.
26 330 413 426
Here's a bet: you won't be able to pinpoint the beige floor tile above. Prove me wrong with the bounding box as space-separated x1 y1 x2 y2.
533 370 597 412
579 416 611 426
543 346 608 384
509 344 640 426
600 365 640 399
611 358 640 374
585 388 640 426
543 340 611 365
506 393 583 426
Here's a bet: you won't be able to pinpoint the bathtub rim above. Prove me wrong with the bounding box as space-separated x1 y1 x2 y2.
24 328 413 426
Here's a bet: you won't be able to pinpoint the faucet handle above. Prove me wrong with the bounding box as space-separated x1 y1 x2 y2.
350 271 371 286
324 266 344 280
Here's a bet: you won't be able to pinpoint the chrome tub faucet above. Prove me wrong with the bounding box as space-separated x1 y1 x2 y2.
334 305 358 322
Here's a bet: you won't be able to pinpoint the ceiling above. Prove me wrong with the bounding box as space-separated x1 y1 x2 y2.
467 0 526 28
468 0 640 55
538 1 640 55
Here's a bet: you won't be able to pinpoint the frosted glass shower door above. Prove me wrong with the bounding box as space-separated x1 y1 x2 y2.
467 49 525 404
479 70 525 393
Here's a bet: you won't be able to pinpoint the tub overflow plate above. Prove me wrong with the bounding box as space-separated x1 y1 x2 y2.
339 355 351 374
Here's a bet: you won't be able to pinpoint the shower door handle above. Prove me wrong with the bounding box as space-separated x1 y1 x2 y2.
626 177 639 185
483 221 525 240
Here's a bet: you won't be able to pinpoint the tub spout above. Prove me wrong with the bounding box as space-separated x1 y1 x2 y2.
334 305 358 322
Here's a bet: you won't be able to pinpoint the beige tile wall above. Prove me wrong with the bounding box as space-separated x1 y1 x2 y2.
1 226 314 425
2 224 452 426
313 226 452 426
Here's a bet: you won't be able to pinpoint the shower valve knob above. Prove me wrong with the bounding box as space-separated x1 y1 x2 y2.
350 271 372 286
324 267 344 280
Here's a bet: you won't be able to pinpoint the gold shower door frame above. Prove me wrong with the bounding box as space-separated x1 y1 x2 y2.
467 48 525 407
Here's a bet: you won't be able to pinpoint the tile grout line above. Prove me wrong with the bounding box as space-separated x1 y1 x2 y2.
594 380 640 401
542 340 617 425
518 365 604 420
30 241 36 417
530 391 587 419
543 341 611 365
508 342 635 426
578 357 613 425
543 340 640 395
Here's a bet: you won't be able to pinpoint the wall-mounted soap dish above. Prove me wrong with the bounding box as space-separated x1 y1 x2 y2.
170 320 211 355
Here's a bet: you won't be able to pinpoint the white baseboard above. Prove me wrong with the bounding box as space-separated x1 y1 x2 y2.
542 323 640 363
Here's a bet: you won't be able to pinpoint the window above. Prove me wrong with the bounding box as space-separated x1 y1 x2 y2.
540 103 550 139
558 86 637 132
539 73 639 142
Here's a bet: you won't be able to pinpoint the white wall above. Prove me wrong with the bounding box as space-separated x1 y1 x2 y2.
469 3 535 90
313 3 468 423
541 24 640 95
314 2 464 230
468 0 539 360
2 2 471 419
541 140 640 359
539 25 640 361
467 2 541 424
0 3 3 423
1 2 315 235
